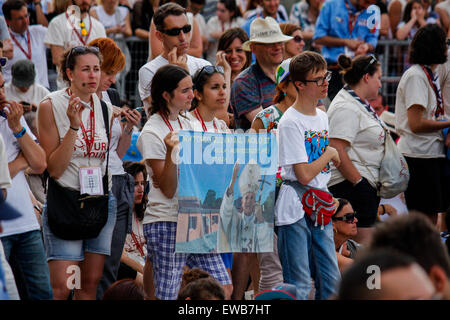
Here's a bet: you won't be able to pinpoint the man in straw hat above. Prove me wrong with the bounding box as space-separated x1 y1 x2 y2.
218 160 273 253
230 16 292 130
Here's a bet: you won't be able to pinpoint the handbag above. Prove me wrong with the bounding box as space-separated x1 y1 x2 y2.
283 180 337 229
46 100 111 240
352 129 410 199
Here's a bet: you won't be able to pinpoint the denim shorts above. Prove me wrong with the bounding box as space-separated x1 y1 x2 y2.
42 192 117 261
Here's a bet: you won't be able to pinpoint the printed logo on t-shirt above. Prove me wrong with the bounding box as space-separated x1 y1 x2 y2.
73 131 108 159
304 129 330 174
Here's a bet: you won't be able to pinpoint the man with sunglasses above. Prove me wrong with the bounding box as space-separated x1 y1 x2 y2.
138 3 211 115
2 0 49 88
44 0 106 89
313 0 380 102
230 16 292 130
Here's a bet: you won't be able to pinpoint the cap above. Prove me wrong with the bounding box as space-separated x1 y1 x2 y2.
275 58 292 85
11 59 36 88
254 283 297 300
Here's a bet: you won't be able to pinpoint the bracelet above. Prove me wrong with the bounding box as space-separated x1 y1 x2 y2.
381 204 386 214
13 127 26 138
70 126 79 132
352 177 363 187
124 127 133 135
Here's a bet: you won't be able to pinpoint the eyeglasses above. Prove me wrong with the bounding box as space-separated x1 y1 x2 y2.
362 55 377 74
332 212 357 224
66 46 100 68
302 71 332 86
0 57 7 67
193 65 225 88
160 24 192 36
293 35 304 43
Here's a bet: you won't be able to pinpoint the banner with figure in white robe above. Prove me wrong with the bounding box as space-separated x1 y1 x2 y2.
175 130 278 253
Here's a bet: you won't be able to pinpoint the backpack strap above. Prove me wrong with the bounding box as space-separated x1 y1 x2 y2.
106 87 121 107
100 99 110 194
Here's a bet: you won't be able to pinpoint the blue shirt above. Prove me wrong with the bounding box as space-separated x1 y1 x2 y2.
313 0 379 63
241 8 287 38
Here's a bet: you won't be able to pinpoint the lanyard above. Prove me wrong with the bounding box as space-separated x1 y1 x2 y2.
420 65 445 119
9 29 31 60
131 215 145 257
159 112 182 131
344 0 361 36
65 12 92 45
67 88 95 154
344 86 385 129
193 108 218 132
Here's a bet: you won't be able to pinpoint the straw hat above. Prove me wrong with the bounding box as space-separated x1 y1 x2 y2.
242 17 293 51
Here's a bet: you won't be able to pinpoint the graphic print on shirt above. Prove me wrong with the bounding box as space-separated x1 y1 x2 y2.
304 129 330 174
73 131 108 159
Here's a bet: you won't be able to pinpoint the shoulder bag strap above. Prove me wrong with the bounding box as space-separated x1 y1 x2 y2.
100 99 110 194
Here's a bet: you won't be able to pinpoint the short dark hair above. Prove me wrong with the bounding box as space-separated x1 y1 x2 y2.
369 213 450 277
337 248 417 300
290 51 327 85
409 24 447 65
102 279 145 300
150 64 190 117
2 0 26 20
177 278 225 300
153 3 187 32
338 54 380 86
217 27 251 71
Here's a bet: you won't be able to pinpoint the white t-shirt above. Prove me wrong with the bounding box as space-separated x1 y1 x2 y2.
137 113 193 224
123 213 147 267
186 111 229 133
395 64 446 158
44 12 106 89
5 83 50 107
327 88 386 188
437 50 450 117
3 25 49 88
274 107 331 226
38 89 113 190
205 16 244 64
0 116 40 237
0 135 11 190
91 5 128 31
138 55 211 107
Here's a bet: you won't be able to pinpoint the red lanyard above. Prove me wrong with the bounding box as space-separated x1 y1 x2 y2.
159 112 182 131
193 108 217 132
67 88 95 154
65 12 92 45
131 215 145 257
9 29 31 60
420 65 445 118
344 0 361 35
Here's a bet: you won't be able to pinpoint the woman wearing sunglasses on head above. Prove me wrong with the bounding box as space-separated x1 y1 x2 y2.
37 46 116 300
137 64 232 300
279 23 305 59
327 54 383 245
332 198 360 273
87 37 142 299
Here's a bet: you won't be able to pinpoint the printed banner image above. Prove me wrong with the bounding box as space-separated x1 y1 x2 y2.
175 130 278 253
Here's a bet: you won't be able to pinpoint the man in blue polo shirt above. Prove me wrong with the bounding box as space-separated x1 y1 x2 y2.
314 0 380 101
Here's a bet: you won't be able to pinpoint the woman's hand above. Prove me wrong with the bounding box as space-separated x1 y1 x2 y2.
66 95 85 129
163 131 180 151
216 50 231 75
123 108 142 132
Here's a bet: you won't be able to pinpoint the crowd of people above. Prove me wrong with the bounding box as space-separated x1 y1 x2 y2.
0 0 449 301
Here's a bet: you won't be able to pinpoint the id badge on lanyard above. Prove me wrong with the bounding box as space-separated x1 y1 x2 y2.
79 167 103 195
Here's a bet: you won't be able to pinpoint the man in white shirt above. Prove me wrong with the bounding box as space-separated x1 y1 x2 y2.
138 2 210 115
2 0 49 88
5 59 50 109
0 70 52 299
44 0 106 89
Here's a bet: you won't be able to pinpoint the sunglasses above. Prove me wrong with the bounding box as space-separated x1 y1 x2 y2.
332 212 357 224
160 24 192 36
293 35 304 43
193 65 224 88
0 57 7 67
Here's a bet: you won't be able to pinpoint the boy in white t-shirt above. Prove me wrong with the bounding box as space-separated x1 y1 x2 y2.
275 52 341 300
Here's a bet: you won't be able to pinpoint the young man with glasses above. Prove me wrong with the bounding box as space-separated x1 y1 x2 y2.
275 51 341 300
2 0 49 88
138 3 211 116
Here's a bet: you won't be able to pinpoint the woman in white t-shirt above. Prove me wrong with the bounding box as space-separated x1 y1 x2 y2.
395 25 450 224
90 0 132 38
327 54 384 244
37 46 115 300
205 0 245 64
89 37 142 299
137 64 232 300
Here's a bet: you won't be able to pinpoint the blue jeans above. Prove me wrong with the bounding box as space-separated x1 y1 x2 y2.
1 230 53 300
277 217 340 300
